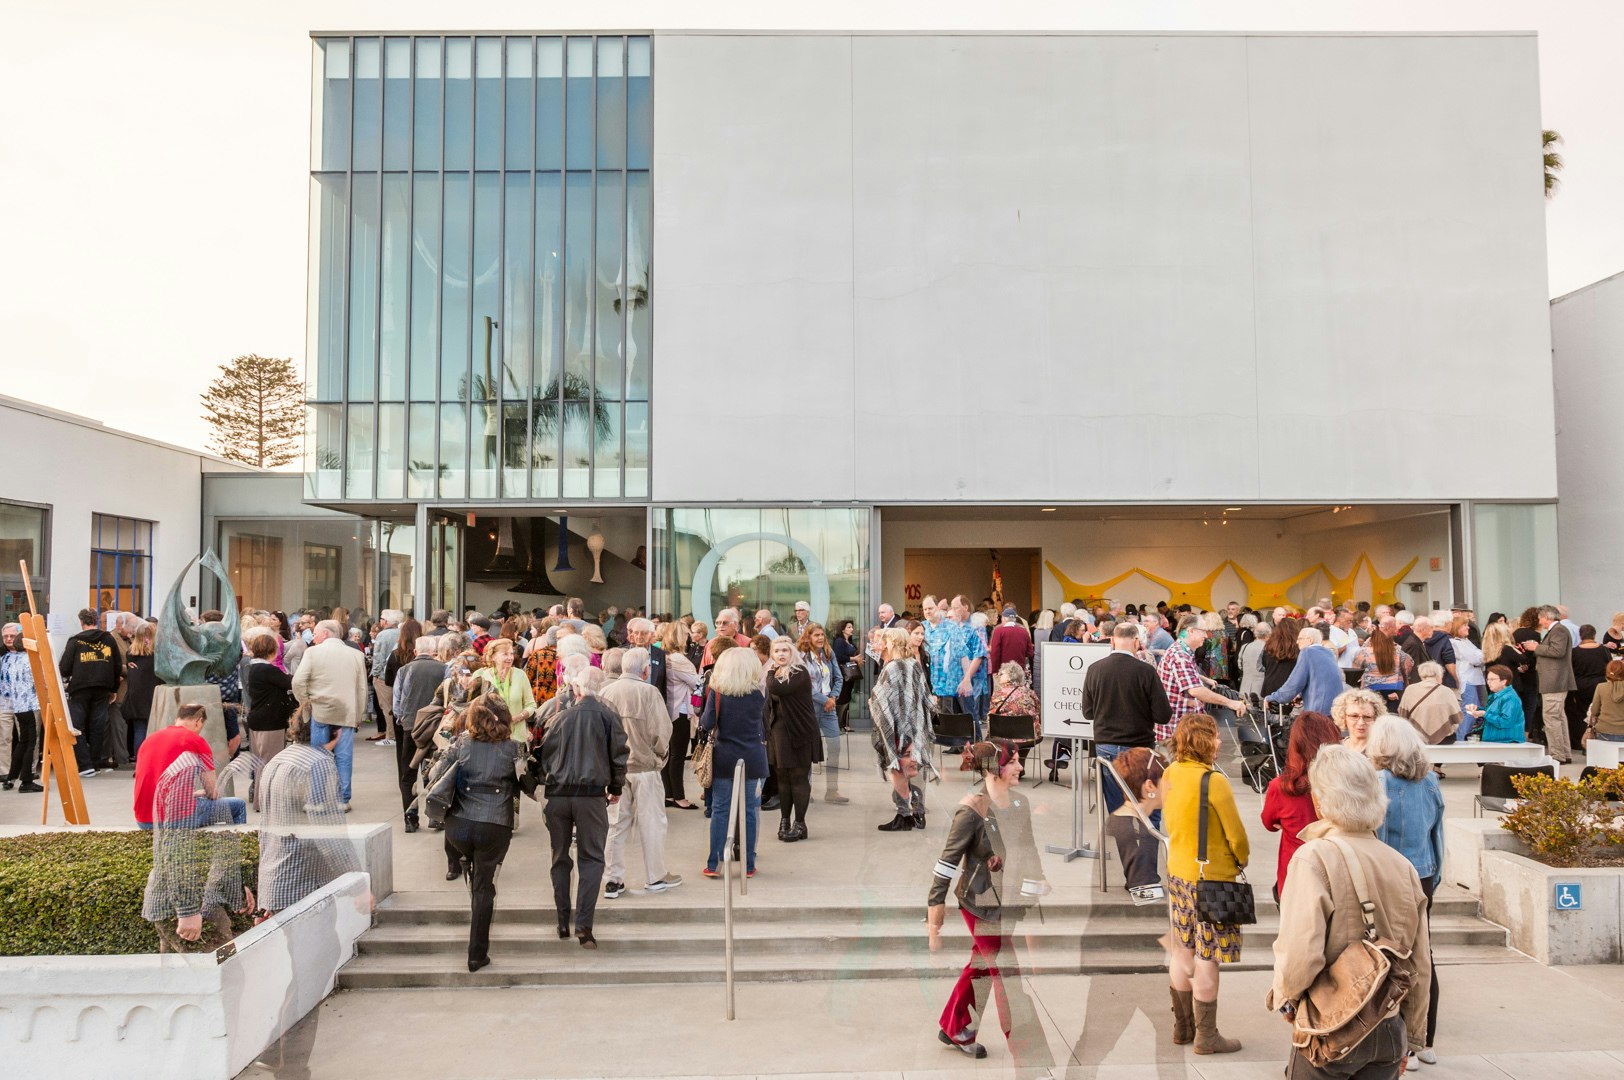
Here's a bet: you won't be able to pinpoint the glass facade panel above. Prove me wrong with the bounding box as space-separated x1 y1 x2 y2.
412 38 441 169
351 38 381 171
345 403 375 498
443 38 472 170
439 172 471 399
474 37 503 171
347 172 380 400
382 38 411 169
218 518 413 618
1473 503 1560 619
505 38 533 169
378 173 410 399
652 509 871 660
308 34 650 504
307 174 347 400
90 513 155 617
377 402 406 499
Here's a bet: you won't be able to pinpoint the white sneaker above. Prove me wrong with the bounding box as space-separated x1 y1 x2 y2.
1129 884 1166 906
1405 1053 1419 1072
78 767 97 778
378 738 396 747
341 802 352 813
645 875 683 892
1418 1049 1438 1065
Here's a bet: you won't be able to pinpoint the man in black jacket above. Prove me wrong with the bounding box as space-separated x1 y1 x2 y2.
59 608 123 775
536 666 628 948
1080 623 1171 819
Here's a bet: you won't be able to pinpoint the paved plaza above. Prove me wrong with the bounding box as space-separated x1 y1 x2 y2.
8 736 1622 1079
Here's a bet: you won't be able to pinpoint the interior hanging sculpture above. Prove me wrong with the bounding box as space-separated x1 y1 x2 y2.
155 550 241 685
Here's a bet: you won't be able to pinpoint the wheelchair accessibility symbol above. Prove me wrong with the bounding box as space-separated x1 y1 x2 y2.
1554 883 1582 911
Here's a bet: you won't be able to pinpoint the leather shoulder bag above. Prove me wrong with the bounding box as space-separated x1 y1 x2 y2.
1195 769 1257 925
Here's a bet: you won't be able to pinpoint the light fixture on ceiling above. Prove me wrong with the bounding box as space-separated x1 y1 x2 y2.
1041 507 1056 513
1224 507 1241 512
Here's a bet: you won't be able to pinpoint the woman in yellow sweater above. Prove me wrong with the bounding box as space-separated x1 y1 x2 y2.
1163 712 1249 1056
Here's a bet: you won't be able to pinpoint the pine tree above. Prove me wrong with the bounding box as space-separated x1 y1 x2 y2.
199 354 305 468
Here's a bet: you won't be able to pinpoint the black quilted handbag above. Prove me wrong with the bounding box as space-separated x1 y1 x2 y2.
1194 769 1257 925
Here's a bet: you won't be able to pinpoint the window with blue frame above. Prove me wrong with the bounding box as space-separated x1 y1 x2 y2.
89 514 154 617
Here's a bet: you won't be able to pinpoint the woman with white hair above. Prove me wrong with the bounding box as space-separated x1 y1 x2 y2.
1267 745 1432 1078
700 647 769 878
1330 688 1385 754
0 622 41 792
764 636 819 842
1238 621 1270 700
987 661 1041 769
1396 661 1463 747
1367 717 1445 1070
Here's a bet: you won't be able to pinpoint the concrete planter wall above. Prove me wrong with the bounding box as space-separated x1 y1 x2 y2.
0 871 372 1080
1479 849 1624 966
1441 817 1528 895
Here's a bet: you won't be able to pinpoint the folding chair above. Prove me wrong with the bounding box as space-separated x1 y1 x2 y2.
988 714 1041 779
1475 762 1558 817
932 713 976 775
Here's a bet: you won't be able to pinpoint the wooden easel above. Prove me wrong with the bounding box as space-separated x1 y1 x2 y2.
19 560 89 825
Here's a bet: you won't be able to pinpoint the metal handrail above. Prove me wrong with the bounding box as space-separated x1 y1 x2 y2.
722 757 747 1019
1097 754 1170 894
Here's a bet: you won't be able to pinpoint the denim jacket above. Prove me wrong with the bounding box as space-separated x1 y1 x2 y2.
1376 771 1445 884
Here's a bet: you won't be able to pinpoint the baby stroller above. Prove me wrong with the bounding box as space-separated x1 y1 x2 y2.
1236 695 1293 794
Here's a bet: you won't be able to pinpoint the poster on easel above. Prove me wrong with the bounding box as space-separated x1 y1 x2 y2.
19 560 89 825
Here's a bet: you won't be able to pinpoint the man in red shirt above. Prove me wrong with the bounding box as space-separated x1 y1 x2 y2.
134 703 247 828
987 606 1033 677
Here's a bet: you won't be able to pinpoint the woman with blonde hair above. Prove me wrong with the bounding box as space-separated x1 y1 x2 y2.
657 620 701 809
870 626 938 832
764 636 819 841
1163 712 1249 1054
476 638 535 742
122 620 162 757
700 647 769 878
1331 688 1385 754
798 622 847 805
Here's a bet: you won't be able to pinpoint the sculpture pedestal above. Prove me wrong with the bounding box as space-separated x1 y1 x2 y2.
147 685 229 766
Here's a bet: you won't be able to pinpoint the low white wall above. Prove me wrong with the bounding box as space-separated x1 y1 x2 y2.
0 872 371 1080
1479 850 1624 965
1441 817 1526 895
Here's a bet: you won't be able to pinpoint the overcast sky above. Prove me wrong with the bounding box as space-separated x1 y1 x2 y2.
3 0 1619 453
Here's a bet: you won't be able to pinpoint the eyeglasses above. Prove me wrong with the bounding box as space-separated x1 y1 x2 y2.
1346 711 1377 721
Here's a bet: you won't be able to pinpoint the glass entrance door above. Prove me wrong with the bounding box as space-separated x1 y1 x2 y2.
427 514 463 616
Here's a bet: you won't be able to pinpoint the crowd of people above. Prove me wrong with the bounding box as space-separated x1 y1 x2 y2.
6 586 1620 1076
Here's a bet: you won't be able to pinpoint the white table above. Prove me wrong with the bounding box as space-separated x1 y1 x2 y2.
1424 741 1548 766
1585 738 1623 769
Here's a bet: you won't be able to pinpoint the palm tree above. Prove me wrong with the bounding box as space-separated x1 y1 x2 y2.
1544 129 1564 198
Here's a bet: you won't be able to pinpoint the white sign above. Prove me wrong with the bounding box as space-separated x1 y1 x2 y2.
1040 641 1112 739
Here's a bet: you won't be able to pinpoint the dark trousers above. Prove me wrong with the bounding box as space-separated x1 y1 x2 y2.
661 718 691 803
5 711 37 784
779 765 811 824
395 731 419 822
1287 1014 1406 1078
1421 876 1439 1047
444 814 513 963
544 795 608 932
68 691 111 769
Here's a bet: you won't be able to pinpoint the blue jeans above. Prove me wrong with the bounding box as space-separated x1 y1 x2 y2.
1457 684 1485 740
1095 743 1163 829
310 721 355 803
137 796 248 829
1593 732 1624 742
707 774 761 873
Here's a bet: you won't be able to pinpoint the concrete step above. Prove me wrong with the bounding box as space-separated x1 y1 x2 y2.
354 914 1508 958
335 941 1527 990
368 887 1487 927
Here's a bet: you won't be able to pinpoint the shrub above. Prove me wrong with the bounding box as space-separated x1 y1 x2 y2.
0 831 258 957
1501 767 1624 866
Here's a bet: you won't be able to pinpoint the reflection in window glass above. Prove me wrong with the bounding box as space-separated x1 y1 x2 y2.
505 38 533 169
594 404 623 498
625 402 649 499
377 403 406 499
382 38 411 170
627 37 651 171
501 404 528 497
315 40 350 171
443 38 472 170
351 38 381 171
474 38 503 171
0 501 50 626
595 171 624 401
346 404 375 498
625 170 651 400
562 404 591 499
471 172 502 397
596 37 625 171
407 403 436 497
534 172 563 398
1473 503 1560 618
439 173 471 399
503 172 534 401
347 173 380 400
413 38 441 169
439 402 468 498
563 172 592 389
305 404 343 500
379 174 410 400
469 399 499 499
307 174 348 402
408 173 440 400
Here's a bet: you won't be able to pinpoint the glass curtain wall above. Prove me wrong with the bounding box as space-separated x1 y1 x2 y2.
215 519 416 617
307 34 652 504
0 501 50 625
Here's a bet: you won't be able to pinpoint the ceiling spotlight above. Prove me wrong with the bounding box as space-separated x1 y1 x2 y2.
1224 507 1241 512
1041 507 1056 513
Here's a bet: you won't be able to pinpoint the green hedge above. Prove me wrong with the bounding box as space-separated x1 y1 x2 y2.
0 831 258 956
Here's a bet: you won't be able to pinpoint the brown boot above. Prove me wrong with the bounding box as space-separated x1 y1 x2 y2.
1169 988 1195 1045
1193 998 1241 1054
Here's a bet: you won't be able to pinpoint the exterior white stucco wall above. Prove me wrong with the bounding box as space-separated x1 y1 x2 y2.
651 32 1553 505
1 396 254 626
1552 270 1624 613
